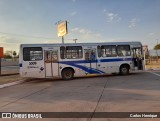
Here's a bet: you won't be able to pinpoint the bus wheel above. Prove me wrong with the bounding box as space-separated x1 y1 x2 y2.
62 68 74 80
120 65 129 75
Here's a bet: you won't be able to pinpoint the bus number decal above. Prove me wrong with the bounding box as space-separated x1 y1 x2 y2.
29 62 37 65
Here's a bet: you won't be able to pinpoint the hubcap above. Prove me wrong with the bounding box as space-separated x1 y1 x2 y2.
65 71 72 78
122 68 127 73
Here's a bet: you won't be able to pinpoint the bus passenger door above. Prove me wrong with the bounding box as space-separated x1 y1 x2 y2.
132 48 143 70
84 49 97 74
44 49 59 77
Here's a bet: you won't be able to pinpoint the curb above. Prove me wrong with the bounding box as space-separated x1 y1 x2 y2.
0 73 19 77
145 68 160 71
0 79 26 89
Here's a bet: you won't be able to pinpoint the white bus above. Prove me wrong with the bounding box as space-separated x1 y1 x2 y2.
19 41 144 80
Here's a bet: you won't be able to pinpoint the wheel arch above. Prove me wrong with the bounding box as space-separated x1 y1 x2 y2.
61 67 75 75
119 63 130 75
61 67 75 80
119 63 130 70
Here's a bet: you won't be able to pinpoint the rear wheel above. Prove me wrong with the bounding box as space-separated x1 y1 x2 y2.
120 65 129 75
62 68 74 80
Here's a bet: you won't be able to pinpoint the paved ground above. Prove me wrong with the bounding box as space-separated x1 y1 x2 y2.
0 71 160 121
0 74 23 85
1 66 19 75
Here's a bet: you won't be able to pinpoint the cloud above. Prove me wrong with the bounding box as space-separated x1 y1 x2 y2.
70 11 77 16
103 9 106 12
0 35 21 44
128 18 139 28
148 32 160 40
72 0 76 2
71 28 91 34
70 27 103 42
0 35 21 52
148 32 155 36
105 12 121 23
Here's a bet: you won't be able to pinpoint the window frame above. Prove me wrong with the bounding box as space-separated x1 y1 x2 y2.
117 45 131 57
97 45 101 57
23 47 43 61
60 46 83 59
100 45 117 57
60 46 66 59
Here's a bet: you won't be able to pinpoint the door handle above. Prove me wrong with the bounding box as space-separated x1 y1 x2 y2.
98 64 100 66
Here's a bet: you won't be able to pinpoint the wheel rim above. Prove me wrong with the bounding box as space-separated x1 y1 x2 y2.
64 71 72 79
121 67 127 73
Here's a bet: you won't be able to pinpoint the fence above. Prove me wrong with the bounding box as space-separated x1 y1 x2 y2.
0 60 19 75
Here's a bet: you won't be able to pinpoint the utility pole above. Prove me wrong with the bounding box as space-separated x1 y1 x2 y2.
73 39 78 43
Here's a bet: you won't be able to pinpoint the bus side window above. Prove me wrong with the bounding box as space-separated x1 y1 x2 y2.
85 50 90 60
117 45 130 57
52 51 58 62
97 46 101 57
90 51 96 60
60 46 65 59
23 47 43 61
66 46 83 59
46 51 49 60
101 45 117 57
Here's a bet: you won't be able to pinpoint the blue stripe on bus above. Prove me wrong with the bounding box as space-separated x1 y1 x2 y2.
59 58 132 74
99 58 133 62
59 58 132 64
59 58 133 64
60 61 104 74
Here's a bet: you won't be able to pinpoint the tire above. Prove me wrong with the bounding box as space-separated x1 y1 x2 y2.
62 68 74 80
120 65 129 75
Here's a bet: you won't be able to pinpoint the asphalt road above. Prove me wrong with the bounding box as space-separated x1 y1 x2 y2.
0 71 160 121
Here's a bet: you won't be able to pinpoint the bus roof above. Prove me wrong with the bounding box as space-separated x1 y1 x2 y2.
20 41 142 47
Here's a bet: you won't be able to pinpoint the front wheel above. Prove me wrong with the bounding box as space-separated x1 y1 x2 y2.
120 65 129 75
61 68 74 80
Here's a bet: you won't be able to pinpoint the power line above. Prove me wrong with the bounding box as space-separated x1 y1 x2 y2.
0 31 59 40
0 31 78 42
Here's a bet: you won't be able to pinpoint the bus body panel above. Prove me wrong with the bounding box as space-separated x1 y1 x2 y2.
19 41 144 79
20 60 45 78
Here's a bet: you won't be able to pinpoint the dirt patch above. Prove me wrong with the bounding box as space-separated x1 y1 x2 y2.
146 61 160 69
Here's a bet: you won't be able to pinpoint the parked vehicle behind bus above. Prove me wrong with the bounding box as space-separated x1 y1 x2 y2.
19 42 144 80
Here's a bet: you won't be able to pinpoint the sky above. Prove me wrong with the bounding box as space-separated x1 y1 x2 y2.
0 0 160 52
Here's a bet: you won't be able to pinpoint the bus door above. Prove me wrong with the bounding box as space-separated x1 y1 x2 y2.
84 48 97 74
132 47 143 70
44 48 59 77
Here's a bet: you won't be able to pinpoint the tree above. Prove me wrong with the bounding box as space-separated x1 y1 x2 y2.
5 50 12 56
154 44 160 49
4 54 12 59
13 51 17 57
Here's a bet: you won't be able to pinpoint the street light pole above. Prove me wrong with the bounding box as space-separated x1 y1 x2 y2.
62 36 64 44
73 39 78 43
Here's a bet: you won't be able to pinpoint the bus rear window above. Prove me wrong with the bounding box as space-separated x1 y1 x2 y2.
23 47 43 61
